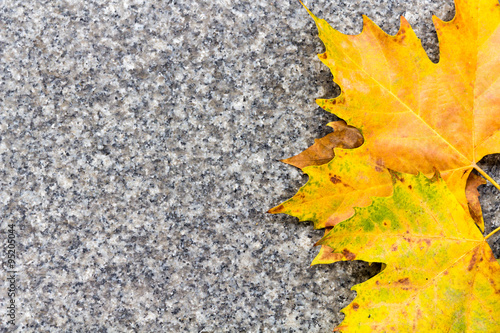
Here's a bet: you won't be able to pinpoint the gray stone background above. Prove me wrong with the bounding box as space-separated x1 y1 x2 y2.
0 0 499 332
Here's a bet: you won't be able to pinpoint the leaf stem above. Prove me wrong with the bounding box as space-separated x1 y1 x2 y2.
473 165 500 192
485 226 500 240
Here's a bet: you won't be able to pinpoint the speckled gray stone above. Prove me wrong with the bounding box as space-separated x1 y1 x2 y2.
0 0 499 332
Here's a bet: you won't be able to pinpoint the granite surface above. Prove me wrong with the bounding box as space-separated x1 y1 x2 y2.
0 0 499 332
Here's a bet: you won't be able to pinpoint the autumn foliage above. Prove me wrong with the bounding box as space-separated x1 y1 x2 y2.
270 0 500 331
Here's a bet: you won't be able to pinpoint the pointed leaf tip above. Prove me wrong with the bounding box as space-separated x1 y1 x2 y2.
298 0 318 21
267 204 284 215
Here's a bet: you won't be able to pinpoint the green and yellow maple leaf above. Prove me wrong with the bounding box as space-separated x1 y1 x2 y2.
315 172 500 332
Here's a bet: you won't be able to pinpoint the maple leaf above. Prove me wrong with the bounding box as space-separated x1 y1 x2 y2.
271 0 500 230
315 172 500 332
313 0 500 181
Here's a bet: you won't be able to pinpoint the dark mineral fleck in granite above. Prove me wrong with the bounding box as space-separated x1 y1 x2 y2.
0 0 499 332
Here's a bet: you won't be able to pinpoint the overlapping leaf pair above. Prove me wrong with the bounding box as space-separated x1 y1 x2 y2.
270 0 500 331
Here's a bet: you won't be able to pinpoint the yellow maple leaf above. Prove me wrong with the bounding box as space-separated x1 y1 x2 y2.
316 172 500 332
314 0 500 178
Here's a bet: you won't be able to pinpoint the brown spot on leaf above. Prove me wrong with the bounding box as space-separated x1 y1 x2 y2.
391 244 398 252
408 185 412 189
397 277 410 285
443 270 449 275
420 238 431 246
352 303 359 310
342 248 356 260
391 171 407 183
330 175 341 184
319 53 327 60
342 182 354 189
468 251 478 271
